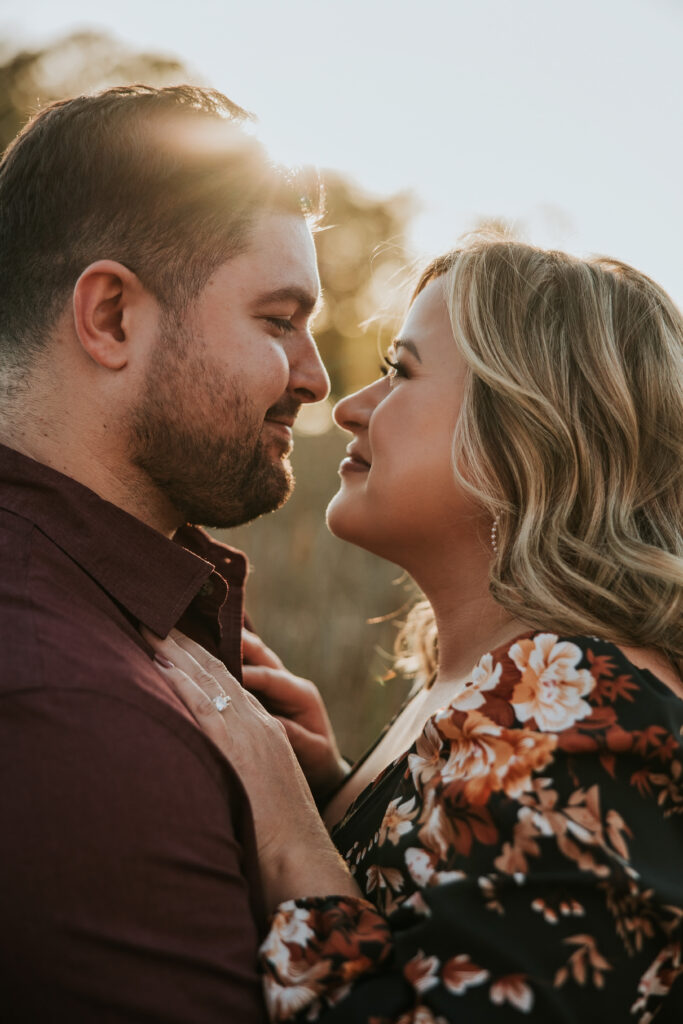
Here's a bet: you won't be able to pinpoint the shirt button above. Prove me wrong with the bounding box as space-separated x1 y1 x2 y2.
199 580 214 598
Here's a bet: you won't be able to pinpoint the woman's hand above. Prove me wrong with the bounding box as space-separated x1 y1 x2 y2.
242 629 350 804
141 627 360 914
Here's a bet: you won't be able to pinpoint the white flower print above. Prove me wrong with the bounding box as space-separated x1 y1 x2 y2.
490 974 534 1012
509 633 595 731
405 847 438 886
409 719 446 788
379 796 418 846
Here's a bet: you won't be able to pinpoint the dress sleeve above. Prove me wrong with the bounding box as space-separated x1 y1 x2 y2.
258 634 683 1022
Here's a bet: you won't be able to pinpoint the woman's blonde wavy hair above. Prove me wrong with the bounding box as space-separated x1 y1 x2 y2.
396 236 683 683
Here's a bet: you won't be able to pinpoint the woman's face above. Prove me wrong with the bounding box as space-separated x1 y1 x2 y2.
327 278 481 564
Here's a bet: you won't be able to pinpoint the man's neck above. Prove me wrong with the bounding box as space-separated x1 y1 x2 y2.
0 418 181 539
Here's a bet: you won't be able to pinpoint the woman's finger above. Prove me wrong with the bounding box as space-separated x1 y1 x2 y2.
242 628 283 670
153 658 234 742
241 664 309 709
141 626 240 707
168 628 236 682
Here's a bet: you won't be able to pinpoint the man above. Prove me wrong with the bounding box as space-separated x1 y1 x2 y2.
0 85 329 1020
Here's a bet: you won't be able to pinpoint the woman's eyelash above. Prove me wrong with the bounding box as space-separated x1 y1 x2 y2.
264 316 295 334
380 355 407 378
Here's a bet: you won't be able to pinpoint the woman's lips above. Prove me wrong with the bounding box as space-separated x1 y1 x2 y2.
339 454 371 474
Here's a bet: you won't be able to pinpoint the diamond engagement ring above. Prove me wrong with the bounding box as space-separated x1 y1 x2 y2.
212 692 232 712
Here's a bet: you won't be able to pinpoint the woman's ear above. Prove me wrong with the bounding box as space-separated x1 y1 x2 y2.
72 260 145 370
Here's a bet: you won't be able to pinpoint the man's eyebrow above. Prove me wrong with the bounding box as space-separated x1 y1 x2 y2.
393 338 422 363
253 286 322 317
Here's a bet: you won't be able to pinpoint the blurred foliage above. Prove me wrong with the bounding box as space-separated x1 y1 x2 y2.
0 30 189 150
314 174 415 397
0 29 420 756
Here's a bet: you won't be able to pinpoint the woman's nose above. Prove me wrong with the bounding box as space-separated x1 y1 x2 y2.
333 377 388 433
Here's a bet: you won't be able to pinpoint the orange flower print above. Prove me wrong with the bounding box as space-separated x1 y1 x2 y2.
436 709 556 804
509 633 595 731
554 934 612 989
490 974 534 1012
366 864 404 895
396 1009 449 1024
417 790 461 859
437 710 507 780
404 950 440 993
631 943 682 1018
418 785 499 858
442 953 490 994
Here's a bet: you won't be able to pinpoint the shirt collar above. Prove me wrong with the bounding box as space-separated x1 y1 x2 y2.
0 443 246 636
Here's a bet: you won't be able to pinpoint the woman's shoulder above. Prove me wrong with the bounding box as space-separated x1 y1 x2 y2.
434 629 683 742
488 630 680 685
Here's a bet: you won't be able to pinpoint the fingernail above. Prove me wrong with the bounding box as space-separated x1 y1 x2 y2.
154 654 174 669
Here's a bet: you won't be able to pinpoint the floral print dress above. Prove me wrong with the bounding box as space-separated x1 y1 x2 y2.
259 632 683 1022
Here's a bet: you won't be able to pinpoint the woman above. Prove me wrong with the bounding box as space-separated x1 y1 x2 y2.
147 237 683 1022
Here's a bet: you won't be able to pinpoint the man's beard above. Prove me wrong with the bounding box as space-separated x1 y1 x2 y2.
128 331 297 529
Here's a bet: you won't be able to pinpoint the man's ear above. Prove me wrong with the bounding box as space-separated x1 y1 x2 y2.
72 260 148 370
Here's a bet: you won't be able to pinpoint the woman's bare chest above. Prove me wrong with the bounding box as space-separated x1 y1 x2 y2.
323 685 458 829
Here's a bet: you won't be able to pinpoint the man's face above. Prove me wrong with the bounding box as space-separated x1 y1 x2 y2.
129 212 329 529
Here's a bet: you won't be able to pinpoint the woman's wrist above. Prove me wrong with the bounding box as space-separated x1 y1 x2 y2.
312 755 352 808
260 826 361 912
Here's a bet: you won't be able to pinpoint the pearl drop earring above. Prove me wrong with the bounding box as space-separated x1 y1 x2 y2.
490 518 499 554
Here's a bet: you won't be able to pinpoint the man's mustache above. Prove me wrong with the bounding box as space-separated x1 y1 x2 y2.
264 397 302 424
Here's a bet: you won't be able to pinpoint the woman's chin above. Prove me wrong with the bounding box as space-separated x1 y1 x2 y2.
327 492 369 545
325 491 353 541
325 494 397 564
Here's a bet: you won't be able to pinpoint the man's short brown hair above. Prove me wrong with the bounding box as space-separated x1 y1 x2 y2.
0 84 321 367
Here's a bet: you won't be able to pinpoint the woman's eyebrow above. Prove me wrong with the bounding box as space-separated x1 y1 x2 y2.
393 338 422 363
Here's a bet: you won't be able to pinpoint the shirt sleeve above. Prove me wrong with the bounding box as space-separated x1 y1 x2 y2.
258 635 683 1022
0 687 268 1023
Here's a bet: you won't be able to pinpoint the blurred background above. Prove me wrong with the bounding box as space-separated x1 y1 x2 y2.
1 0 681 756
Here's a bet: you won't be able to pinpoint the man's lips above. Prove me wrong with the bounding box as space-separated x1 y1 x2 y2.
264 418 294 442
263 399 300 442
265 416 295 429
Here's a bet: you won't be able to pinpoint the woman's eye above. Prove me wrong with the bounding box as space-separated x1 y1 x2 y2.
264 316 295 334
380 356 407 383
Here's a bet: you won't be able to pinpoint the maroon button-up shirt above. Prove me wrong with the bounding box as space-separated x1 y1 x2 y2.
0 443 268 1022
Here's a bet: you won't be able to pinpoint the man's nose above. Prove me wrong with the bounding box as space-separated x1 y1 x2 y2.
290 332 330 404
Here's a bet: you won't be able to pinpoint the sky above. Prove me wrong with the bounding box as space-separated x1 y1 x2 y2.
2 0 682 303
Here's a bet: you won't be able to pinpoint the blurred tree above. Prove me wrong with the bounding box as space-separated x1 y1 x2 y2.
314 173 415 398
0 30 191 150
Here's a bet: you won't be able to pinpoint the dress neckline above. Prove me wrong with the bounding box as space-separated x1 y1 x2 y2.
328 631 679 839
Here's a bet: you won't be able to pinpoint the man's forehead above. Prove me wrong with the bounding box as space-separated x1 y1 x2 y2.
241 212 320 304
